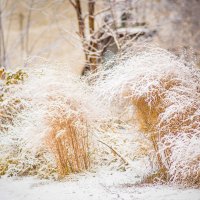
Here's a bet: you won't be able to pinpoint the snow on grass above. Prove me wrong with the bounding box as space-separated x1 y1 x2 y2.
88 46 200 187
0 63 94 178
0 45 200 192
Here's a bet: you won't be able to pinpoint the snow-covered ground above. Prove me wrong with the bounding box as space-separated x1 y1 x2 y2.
1 169 200 200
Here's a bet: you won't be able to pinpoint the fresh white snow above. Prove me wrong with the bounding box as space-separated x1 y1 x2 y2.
1 170 200 200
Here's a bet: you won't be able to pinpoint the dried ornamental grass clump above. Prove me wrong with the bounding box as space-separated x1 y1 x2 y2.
92 47 200 187
1 49 199 185
0 64 94 179
45 98 90 177
129 72 200 186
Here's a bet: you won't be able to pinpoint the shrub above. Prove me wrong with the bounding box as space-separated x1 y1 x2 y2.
0 68 28 132
91 46 200 187
0 65 92 178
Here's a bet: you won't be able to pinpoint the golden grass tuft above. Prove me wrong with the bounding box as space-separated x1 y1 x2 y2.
131 94 168 178
45 100 90 177
123 72 200 186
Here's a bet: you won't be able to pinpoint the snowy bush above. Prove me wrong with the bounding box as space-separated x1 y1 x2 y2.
90 46 200 187
1 47 199 187
0 69 28 132
0 65 83 177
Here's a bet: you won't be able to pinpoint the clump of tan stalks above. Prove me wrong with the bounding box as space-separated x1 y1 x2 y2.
91 46 200 187
45 98 90 177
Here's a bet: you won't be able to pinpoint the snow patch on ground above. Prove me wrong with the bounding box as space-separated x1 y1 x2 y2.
1 169 200 200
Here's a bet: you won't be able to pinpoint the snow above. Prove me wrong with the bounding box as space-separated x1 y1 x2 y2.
1 170 200 200
1 47 200 199
116 27 151 36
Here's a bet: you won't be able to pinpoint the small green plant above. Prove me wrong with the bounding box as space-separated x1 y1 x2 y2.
0 68 28 85
6 70 27 85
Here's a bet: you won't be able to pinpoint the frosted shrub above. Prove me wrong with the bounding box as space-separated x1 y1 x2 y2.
1 48 199 186
0 63 96 178
0 69 28 132
91 46 200 187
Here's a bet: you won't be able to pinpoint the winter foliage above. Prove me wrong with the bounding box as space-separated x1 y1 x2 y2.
0 46 200 187
90 46 200 187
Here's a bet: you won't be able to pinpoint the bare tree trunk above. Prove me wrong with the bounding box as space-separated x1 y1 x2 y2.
70 0 98 72
69 0 88 62
19 13 24 59
69 0 85 38
0 7 2 67
88 0 95 35
25 0 34 57
0 1 6 68
88 0 97 71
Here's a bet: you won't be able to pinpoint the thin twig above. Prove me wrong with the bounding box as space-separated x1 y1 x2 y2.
97 139 129 165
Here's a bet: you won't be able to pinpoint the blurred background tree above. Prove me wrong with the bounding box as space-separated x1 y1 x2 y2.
0 0 200 73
